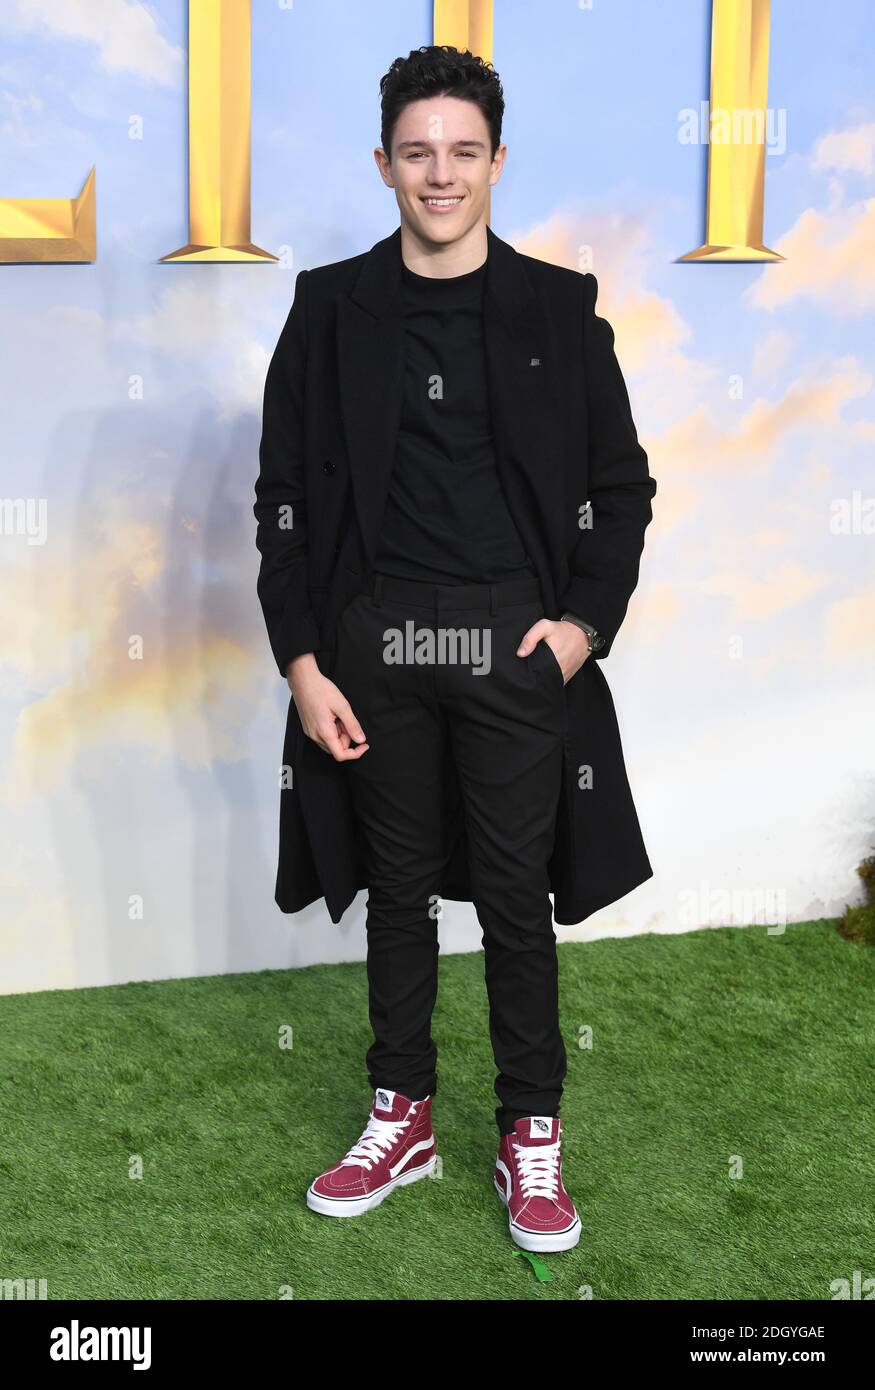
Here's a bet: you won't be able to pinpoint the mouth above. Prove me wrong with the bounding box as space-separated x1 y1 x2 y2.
420 195 465 213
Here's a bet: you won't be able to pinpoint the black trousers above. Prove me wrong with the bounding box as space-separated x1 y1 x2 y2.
333 571 568 1135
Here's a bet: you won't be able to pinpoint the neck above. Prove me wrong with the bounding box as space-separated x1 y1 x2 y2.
399 219 488 279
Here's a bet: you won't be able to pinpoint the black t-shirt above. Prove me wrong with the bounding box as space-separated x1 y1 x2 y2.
372 251 536 585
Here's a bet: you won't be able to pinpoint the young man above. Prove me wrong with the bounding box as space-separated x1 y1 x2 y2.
254 46 656 1253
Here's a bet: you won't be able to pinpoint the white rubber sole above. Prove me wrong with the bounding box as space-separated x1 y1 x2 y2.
307 1151 437 1218
494 1176 582 1252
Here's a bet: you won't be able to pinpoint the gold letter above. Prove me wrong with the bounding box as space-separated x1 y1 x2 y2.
163 0 274 262
433 1 495 223
434 0 493 57
0 168 96 264
680 0 783 261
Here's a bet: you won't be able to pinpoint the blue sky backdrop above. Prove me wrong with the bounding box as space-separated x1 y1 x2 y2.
1 0 873 991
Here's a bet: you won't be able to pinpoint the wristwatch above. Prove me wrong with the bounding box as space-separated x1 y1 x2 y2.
560 612 606 653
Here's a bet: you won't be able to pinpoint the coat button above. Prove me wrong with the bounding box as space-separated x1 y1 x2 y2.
322 459 336 475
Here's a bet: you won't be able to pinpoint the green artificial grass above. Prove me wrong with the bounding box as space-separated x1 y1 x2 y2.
1 919 872 1300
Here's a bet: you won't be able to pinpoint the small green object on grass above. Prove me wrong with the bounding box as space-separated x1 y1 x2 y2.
512 1249 553 1282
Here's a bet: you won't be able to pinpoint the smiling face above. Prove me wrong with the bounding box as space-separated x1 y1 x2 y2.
375 93 506 250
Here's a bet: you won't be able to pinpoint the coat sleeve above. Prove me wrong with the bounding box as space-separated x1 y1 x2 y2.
253 268 321 678
559 272 656 660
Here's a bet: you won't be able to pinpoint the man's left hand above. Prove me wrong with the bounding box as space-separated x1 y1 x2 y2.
515 618 590 685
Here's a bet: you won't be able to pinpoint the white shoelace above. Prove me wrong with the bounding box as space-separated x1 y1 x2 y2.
514 1139 561 1200
340 1115 411 1171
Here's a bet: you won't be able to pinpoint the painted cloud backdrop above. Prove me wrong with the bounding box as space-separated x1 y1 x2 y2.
0 0 873 992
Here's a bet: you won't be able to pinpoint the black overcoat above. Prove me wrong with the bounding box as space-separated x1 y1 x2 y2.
254 223 657 925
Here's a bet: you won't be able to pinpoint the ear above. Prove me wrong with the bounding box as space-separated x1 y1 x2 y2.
372 147 392 187
486 143 509 189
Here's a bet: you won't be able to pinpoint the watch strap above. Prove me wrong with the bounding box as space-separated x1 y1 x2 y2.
560 612 605 652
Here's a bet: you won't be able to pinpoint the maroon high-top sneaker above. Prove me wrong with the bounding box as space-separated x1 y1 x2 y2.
306 1088 436 1217
494 1115 581 1251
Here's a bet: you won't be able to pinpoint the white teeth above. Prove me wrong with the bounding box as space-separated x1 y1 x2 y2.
423 197 463 205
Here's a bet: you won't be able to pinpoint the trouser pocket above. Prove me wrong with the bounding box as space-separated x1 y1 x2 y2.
532 633 565 689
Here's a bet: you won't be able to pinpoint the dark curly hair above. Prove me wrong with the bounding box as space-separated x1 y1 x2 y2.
379 45 504 160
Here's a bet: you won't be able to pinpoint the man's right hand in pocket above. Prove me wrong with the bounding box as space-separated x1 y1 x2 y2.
286 653 369 760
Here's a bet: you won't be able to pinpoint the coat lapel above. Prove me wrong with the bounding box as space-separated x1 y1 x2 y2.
336 223 564 580
336 230 405 571
481 225 565 591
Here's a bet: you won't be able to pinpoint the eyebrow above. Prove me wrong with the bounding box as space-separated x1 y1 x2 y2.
396 139 487 150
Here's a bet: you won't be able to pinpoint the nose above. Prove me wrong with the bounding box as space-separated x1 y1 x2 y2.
426 153 455 186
